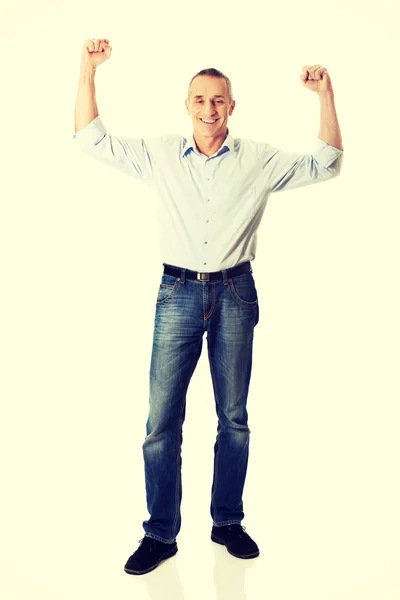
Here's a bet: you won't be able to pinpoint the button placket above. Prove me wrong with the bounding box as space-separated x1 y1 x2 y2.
202 157 214 269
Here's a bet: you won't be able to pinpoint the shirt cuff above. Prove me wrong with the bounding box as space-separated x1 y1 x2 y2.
72 115 107 145
313 137 343 168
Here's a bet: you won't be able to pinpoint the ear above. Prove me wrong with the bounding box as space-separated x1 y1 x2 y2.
229 100 236 115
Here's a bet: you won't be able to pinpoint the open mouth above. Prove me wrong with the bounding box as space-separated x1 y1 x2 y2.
200 118 219 125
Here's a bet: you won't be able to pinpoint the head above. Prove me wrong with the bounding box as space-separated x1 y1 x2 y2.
185 68 235 142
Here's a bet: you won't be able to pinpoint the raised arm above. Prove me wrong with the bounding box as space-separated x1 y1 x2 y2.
259 64 344 195
301 64 343 151
74 38 111 133
72 39 164 183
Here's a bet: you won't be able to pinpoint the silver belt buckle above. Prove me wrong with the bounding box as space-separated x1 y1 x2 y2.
197 271 209 281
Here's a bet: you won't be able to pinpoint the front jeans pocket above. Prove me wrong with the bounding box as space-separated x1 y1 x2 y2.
228 273 258 308
156 274 180 305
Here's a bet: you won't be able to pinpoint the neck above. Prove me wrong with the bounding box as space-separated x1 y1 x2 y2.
193 129 228 157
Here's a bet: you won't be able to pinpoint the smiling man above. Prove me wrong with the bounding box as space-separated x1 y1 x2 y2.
73 38 343 576
186 74 235 157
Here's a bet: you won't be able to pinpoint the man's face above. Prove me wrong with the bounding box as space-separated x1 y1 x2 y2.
185 75 235 141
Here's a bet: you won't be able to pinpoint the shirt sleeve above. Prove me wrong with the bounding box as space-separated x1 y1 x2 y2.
72 115 162 183
259 137 344 194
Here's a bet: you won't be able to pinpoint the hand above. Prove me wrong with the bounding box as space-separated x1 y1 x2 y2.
80 38 112 72
300 64 333 95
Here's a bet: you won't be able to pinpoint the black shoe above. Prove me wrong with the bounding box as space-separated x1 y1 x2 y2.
211 524 260 559
124 536 178 575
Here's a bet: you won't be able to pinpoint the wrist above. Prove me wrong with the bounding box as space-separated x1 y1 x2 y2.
79 65 96 79
318 90 335 102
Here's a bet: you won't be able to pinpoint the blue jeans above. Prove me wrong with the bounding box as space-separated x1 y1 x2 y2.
142 262 259 544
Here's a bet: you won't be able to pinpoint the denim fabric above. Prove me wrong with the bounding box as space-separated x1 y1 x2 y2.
142 263 259 544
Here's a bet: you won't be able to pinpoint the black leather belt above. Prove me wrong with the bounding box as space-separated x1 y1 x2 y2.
163 261 251 281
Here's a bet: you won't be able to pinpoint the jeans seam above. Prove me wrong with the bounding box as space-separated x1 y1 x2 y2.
213 519 242 527
204 282 216 320
145 532 176 544
209 356 221 522
171 394 185 538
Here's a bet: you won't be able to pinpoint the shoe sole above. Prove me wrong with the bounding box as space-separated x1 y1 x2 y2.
211 533 260 559
124 546 178 575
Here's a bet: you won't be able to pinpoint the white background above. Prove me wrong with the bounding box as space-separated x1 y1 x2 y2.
1 0 399 599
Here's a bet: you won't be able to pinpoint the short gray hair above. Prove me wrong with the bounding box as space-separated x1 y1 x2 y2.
187 68 233 104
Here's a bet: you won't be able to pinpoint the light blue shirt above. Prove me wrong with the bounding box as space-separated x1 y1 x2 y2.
73 116 343 272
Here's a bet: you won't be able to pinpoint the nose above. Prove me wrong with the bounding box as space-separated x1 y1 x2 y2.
204 101 218 116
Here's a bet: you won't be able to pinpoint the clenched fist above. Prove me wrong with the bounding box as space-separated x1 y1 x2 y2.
81 38 112 72
300 64 333 95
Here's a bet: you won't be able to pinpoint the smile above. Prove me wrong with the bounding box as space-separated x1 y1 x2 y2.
200 118 219 124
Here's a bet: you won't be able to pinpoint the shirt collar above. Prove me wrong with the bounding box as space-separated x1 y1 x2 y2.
181 128 234 158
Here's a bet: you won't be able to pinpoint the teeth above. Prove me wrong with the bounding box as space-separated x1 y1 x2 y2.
201 118 217 123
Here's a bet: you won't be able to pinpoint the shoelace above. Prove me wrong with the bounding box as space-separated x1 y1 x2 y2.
137 537 158 552
226 525 247 538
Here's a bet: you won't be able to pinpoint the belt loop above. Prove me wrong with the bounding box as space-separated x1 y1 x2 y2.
180 267 186 284
222 268 228 285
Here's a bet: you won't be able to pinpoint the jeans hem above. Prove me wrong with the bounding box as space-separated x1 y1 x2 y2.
212 520 242 527
144 532 177 544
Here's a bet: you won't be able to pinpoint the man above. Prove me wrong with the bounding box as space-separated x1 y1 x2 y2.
73 38 343 576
